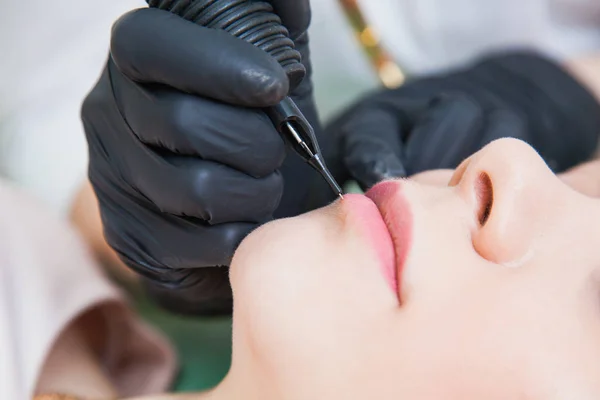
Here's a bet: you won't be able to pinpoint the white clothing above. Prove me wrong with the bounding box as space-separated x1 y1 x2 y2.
0 179 176 399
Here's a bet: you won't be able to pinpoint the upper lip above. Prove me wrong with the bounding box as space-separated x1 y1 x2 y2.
365 180 413 303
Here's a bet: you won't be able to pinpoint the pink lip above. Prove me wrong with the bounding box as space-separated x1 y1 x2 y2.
365 180 413 302
340 194 397 294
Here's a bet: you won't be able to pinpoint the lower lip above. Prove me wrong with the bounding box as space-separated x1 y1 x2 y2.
340 194 397 294
365 181 412 302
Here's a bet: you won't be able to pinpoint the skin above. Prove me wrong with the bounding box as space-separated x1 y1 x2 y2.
566 54 600 104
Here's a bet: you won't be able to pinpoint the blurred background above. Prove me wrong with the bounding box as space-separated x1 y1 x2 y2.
2 0 599 392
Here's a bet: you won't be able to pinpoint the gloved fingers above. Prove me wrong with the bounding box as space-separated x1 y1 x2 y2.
110 8 288 107
403 93 485 174
131 153 284 224
142 269 233 316
474 107 558 168
110 65 286 178
479 108 528 145
286 31 312 95
268 0 311 40
340 106 408 190
94 181 257 269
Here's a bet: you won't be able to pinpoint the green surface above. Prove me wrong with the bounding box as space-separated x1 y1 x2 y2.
345 180 363 194
133 290 233 392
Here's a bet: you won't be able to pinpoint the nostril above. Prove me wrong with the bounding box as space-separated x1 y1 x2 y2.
475 172 493 226
449 157 472 187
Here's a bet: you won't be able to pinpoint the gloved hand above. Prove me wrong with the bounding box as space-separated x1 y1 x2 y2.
327 51 600 190
81 1 320 315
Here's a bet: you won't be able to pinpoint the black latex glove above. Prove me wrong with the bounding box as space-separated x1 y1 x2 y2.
327 51 600 189
81 1 323 316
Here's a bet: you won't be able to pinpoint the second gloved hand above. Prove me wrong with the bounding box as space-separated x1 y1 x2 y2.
328 51 600 189
81 1 318 315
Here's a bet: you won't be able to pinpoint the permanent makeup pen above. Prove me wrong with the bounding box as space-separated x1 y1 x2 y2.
146 0 344 200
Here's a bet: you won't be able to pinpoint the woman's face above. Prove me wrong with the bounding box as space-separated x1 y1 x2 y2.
226 138 600 400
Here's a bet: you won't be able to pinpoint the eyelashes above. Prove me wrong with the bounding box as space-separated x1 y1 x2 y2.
475 172 493 226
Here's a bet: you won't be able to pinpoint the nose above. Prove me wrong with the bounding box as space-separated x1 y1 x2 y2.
450 138 560 265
